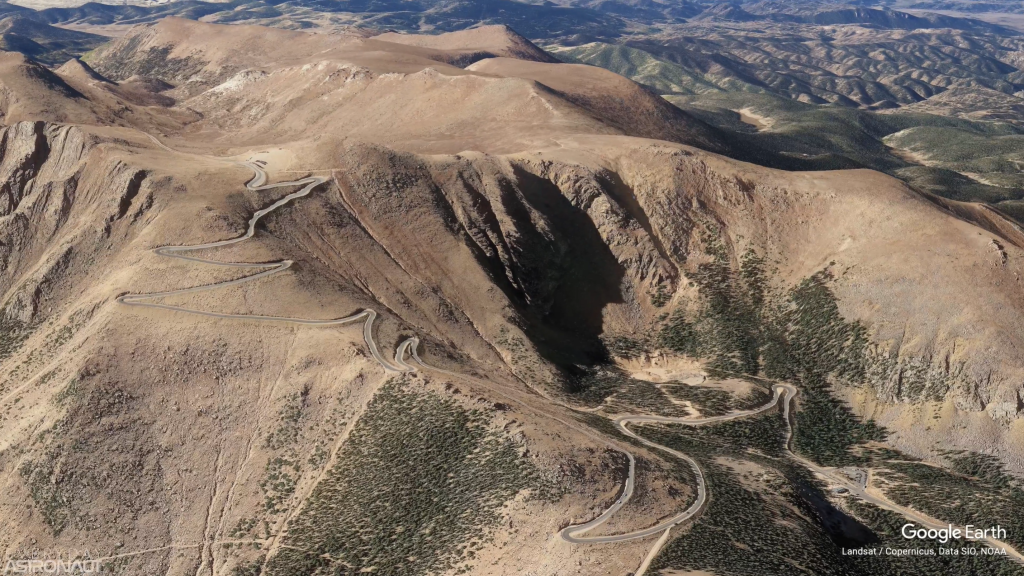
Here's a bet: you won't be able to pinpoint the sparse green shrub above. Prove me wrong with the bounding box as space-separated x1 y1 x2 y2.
264 390 307 450
653 246 885 466
636 420 852 576
260 456 299 515
675 237 762 375
231 557 265 576
638 408 787 461
602 335 648 359
231 517 258 538
875 451 1024 552
761 271 867 383
650 285 671 307
765 272 886 466
307 443 329 469
792 373 887 467
845 499 1022 576
657 309 699 357
0 316 28 363
574 229 1016 575
264 379 551 576
19 456 76 535
52 379 79 406
18 382 147 536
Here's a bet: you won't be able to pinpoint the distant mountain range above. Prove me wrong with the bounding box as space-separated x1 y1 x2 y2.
0 14 102 65
0 0 1018 43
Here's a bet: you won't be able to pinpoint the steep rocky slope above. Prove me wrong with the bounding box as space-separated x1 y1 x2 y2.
286 136 1024 430
1 16 1023 576
0 119 691 576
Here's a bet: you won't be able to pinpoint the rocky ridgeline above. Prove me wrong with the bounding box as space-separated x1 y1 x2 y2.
1 121 151 326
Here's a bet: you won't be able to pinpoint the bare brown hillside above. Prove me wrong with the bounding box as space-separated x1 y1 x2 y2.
374 24 561 66
1 16 1023 576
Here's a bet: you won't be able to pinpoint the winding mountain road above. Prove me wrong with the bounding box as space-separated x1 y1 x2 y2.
117 152 1023 573
117 161 411 374
560 380 1024 567
560 384 792 544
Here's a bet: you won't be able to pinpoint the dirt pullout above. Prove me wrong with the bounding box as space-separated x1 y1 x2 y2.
736 107 773 130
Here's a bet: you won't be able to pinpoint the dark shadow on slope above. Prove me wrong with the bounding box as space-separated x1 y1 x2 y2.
795 478 881 548
498 166 625 377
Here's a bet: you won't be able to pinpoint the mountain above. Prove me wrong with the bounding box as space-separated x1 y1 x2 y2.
71 18 728 154
0 14 104 65
1 16 1023 576
55 55 110 82
0 0 1013 43
693 3 1016 32
3 0 1015 145
373 24 561 66
0 50 107 122
546 16 1024 206
889 0 1024 15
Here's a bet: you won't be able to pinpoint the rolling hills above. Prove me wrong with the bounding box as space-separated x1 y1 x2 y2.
0 0 1017 209
0 14 103 65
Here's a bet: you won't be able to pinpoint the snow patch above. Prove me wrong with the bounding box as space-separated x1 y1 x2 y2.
210 70 269 93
